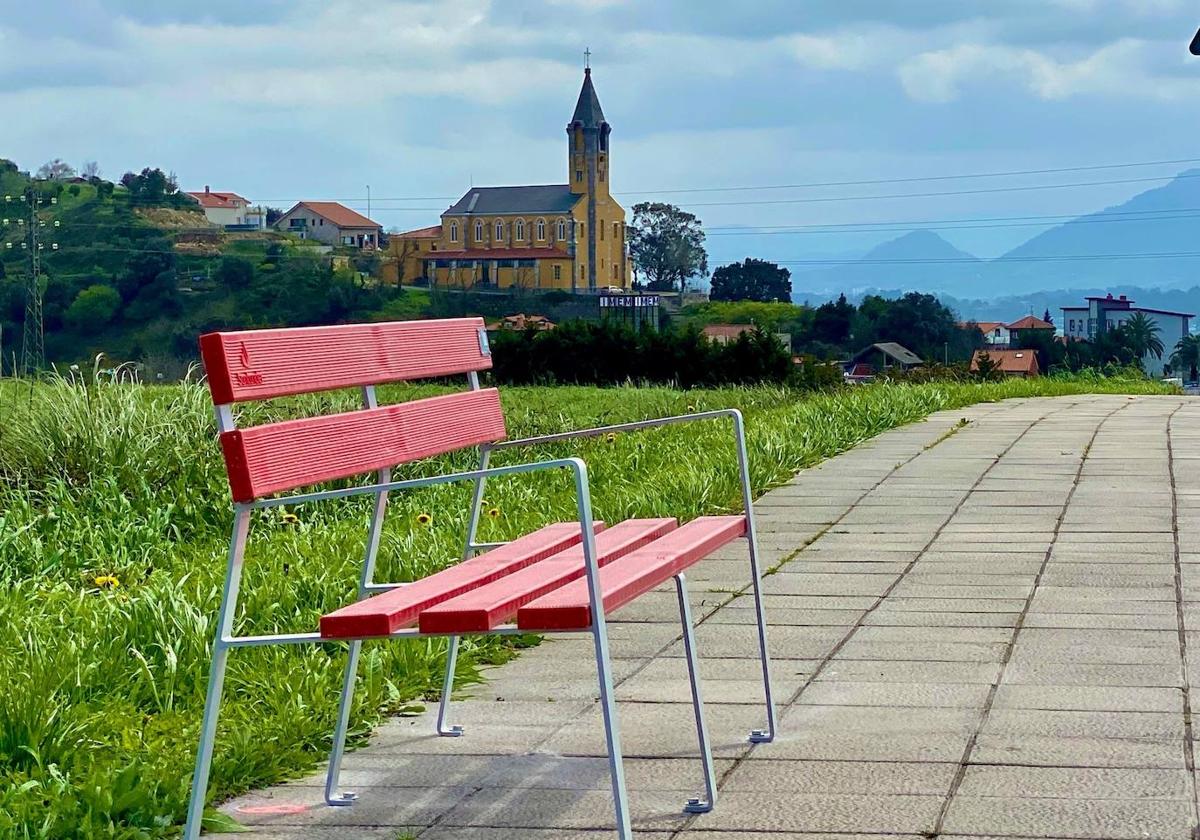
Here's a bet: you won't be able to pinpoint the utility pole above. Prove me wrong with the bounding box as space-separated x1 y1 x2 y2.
4 187 56 375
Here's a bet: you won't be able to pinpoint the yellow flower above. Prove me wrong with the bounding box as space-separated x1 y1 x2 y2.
487 507 501 519
416 513 432 526
94 575 120 590
280 512 300 526
605 432 617 444
687 404 695 412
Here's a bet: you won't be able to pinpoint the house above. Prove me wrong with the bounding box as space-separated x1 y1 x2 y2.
701 324 790 350
389 66 631 292
971 349 1039 378
844 342 923 374
1061 293 1192 377
275 201 382 249
972 321 1011 348
487 313 557 332
1006 315 1054 345
185 187 265 229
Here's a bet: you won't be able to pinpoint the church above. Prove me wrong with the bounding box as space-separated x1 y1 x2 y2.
389 66 631 292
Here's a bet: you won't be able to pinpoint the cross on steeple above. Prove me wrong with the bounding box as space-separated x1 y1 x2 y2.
584 47 591 70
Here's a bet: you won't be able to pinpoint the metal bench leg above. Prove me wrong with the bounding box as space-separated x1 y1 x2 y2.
674 573 717 814
732 411 777 744
183 507 250 840
594 617 633 839
326 438 391 803
325 640 363 805
436 636 464 737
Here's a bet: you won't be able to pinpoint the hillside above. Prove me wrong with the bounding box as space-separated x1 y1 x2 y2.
0 162 410 373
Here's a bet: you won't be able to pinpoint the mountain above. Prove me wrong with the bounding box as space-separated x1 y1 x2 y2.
787 169 1200 302
791 229 984 298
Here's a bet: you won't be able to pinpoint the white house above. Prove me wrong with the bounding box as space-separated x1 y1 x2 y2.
184 187 264 229
975 321 1011 348
1061 293 1191 377
274 201 382 248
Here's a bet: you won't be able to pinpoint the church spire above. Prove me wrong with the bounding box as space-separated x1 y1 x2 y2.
569 64 607 129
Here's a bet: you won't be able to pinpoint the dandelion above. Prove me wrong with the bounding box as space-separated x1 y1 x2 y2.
687 404 695 412
605 432 617 444
487 507 501 519
280 512 300 526
416 512 432 526
94 575 120 590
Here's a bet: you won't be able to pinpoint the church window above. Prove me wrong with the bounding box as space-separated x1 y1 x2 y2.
576 169 583 182
612 264 618 280
536 218 546 240
494 220 504 240
599 168 605 181
580 265 586 280
613 221 620 240
450 221 458 242
515 219 525 240
600 219 604 240
553 265 561 281
556 219 567 240
474 220 484 242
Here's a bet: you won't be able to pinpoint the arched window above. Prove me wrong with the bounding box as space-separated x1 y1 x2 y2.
449 221 458 242
474 220 484 242
515 219 525 241
535 218 546 240
556 218 567 241
494 219 504 241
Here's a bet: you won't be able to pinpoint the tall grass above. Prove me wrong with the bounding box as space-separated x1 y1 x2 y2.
0 369 1173 838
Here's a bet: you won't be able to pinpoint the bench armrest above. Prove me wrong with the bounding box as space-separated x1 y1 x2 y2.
252 456 592 509
490 408 743 452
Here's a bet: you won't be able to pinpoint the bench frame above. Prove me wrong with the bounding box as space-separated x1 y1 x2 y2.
183 329 776 840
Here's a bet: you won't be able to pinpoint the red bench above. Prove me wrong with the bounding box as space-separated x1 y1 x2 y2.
182 317 776 840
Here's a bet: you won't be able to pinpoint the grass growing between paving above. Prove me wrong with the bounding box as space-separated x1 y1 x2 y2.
0 369 1174 838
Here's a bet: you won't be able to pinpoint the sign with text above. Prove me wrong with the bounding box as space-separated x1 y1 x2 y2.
599 294 660 309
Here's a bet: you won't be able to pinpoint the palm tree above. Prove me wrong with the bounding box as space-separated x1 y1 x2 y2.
1172 334 1200 383
1120 312 1164 361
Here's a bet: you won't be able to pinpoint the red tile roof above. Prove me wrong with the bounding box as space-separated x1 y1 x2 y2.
1006 315 1053 330
395 225 442 239
186 190 248 209
973 321 1007 333
971 349 1039 375
422 248 566 260
288 201 380 229
702 324 754 340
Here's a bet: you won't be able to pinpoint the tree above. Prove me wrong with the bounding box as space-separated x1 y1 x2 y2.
627 202 707 292
36 158 76 181
81 160 101 180
265 206 285 226
973 350 1002 381
811 293 855 348
1042 308 1054 327
65 284 121 332
214 256 254 289
1172 334 1200 382
1119 311 1164 361
709 258 792 303
119 168 178 204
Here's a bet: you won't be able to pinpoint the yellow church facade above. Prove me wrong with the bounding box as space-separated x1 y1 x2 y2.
386 68 631 292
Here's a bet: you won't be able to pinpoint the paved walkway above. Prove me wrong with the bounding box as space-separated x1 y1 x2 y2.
225 394 1200 839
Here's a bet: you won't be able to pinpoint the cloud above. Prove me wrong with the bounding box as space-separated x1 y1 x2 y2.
898 38 1200 103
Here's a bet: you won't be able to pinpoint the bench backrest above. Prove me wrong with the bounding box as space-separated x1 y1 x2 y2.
199 318 504 503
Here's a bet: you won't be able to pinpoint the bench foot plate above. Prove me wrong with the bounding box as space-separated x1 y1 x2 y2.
326 792 358 807
438 724 465 738
684 797 713 814
749 729 773 744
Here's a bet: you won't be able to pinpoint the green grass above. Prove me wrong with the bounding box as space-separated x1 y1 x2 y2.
0 369 1174 838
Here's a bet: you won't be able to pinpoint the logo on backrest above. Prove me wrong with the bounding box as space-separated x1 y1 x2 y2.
478 328 491 356
234 342 264 387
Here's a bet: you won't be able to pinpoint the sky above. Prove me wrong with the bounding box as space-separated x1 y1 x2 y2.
3 0 1200 263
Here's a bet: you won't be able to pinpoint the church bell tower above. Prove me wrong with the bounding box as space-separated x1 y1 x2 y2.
567 58 610 290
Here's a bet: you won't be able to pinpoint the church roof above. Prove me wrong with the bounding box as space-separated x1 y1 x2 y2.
444 184 580 216
569 67 607 128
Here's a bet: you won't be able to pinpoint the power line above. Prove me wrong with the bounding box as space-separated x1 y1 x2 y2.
772 250 1200 267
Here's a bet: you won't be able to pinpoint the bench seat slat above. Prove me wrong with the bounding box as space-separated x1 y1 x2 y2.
200 318 491 404
418 518 677 634
319 522 604 639
220 389 506 502
517 515 747 631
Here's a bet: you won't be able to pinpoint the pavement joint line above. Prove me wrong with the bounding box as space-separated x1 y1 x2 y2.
666 399 1080 840
1165 402 1200 840
928 398 1135 839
